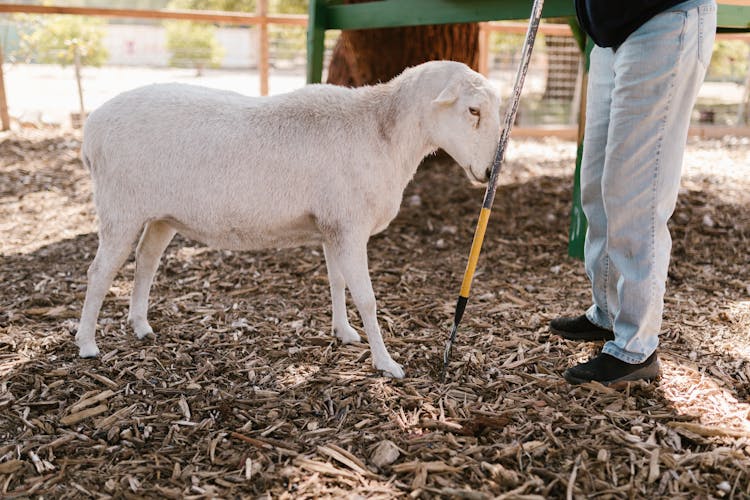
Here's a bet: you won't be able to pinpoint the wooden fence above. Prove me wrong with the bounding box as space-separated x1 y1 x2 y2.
0 2 749 136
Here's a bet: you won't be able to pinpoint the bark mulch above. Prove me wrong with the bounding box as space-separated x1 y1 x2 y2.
0 129 748 498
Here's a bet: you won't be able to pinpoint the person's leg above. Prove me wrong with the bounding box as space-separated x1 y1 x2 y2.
549 46 617 342
600 0 716 364
581 45 616 331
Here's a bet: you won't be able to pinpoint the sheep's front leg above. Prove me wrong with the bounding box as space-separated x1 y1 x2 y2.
325 237 404 379
323 244 361 344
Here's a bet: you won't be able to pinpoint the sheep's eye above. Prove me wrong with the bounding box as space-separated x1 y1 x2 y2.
469 107 480 117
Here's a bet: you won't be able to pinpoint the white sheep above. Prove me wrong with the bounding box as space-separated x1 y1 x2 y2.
77 60 502 378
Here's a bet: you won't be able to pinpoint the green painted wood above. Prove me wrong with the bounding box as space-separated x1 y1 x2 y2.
567 16 585 52
306 0 326 83
568 36 592 261
322 0 574 30
718 5 750 30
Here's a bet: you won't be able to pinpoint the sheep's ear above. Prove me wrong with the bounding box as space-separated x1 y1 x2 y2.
433 84 458 106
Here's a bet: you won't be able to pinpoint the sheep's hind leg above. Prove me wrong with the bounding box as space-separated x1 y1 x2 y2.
128 220 176 339
326 238 404 379
323 244 361 344
77 223 141 357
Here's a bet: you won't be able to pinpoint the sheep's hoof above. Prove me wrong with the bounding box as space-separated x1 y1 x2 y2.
375 359 405 379
78 342 100 358
129 317 154 339
334 326 361 344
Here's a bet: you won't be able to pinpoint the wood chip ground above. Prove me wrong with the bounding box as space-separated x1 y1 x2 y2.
1 129 749 498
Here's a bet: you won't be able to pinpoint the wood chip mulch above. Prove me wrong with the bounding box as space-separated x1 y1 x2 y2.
0 129 749 498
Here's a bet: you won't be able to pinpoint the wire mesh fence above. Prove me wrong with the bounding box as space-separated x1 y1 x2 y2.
0 7 748 130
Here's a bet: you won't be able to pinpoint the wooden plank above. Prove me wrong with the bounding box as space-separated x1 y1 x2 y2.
257 0 269 96
717 5 750 29
484 21 572 36
718 0 750 6
0 3 307 26
322 0 575 30
0 44 9 131
478 23 490 76
306 0 327 83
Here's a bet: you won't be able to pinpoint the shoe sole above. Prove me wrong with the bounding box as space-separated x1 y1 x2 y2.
564 360 661 387
549 325 615 342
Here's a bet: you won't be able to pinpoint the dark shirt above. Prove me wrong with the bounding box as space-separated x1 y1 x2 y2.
575 0 687 48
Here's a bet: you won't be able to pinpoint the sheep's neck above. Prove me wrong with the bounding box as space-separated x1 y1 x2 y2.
367 83 436 191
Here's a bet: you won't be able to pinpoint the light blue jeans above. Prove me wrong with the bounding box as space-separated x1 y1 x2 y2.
581 0 717 363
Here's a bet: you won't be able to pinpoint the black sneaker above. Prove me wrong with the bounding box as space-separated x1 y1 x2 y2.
550 315 614 341
564 351 660 386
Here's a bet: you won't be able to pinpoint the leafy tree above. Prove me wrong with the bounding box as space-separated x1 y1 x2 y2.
168 0 255 12
163 0 256 75
708 40 750 82
17 14 108 121
17 14 108 67
164 0 309 73
165 19 225 75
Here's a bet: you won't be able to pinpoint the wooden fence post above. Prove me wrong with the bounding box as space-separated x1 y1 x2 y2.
257 0 269 96
737 49 750 125
0 43 9 131
74 45 85 122
478 23 490 76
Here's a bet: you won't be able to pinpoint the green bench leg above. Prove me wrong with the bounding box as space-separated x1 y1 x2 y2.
568 35 593 260
306 0 326 84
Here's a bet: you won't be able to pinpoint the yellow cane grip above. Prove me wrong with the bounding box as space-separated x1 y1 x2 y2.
459 207 491 297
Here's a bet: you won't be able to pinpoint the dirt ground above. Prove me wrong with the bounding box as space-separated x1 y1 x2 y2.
0 129 749 498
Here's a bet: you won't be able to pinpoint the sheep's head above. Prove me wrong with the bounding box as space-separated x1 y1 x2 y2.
427 65 502 185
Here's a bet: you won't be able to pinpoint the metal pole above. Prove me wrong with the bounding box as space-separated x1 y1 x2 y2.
441 0 545 381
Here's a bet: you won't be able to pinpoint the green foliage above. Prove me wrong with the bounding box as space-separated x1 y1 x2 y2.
17 14 108 67
165 20 225 72
164 0 235 73
490 32 525 54
166 0 307 14
707 40 749 82
272 0 307 14
163 0 308 72
168 0 255 11
489 32 546 62
63 0 171 8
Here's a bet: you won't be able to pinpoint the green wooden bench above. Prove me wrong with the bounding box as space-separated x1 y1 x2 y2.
306 0 750 258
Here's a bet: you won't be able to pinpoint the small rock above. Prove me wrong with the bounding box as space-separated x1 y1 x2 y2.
370 440 400 468
408 194 422 207
702 214 715 228
717 481 731 493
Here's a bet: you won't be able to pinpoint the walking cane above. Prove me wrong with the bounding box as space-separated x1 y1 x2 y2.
441 0 546 382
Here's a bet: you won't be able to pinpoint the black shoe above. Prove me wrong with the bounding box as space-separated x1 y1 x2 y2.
550 315 614 341
564 351 660 386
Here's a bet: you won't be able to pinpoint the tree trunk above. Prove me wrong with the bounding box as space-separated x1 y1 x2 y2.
326 2 479 87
